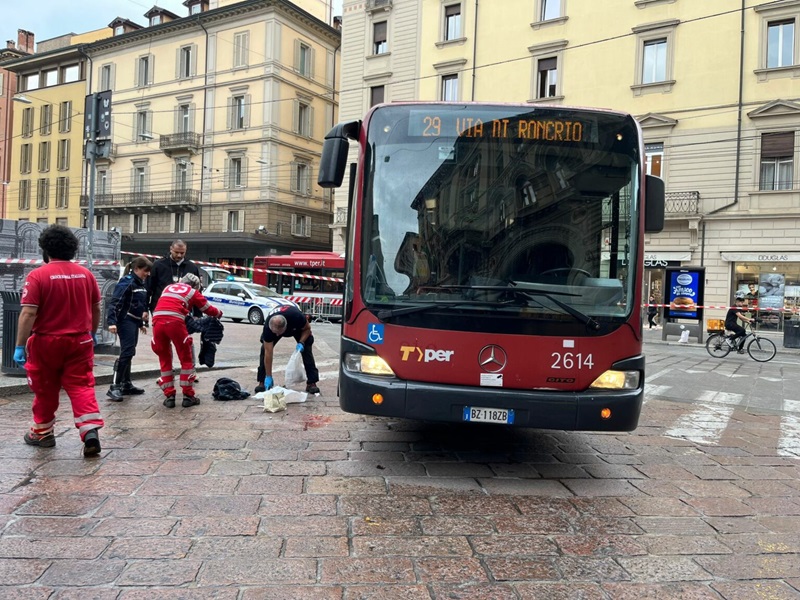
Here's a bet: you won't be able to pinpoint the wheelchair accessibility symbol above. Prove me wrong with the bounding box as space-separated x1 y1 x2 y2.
368 323 384 344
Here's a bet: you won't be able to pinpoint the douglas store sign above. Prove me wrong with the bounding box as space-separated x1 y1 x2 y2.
644 252 691 268
721 253 800 262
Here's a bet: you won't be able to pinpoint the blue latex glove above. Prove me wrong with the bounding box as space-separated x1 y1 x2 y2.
13 346 26 367
91 332 98 346
264 376 274 390
296 342 304 353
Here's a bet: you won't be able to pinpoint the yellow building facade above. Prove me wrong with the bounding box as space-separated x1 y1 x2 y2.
339 0 800 328
84 0 340 267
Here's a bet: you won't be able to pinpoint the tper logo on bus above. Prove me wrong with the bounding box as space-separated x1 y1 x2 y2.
400 346 455 363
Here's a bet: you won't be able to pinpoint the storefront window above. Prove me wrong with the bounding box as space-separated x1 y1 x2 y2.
734 263 800 330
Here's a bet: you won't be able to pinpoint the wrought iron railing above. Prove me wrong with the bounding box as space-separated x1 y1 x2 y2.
665 191 699 215
334 207 348 224
159 132 201 151
80 189 200 208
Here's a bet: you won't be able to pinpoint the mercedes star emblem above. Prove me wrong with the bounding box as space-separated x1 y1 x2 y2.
478 344 507 373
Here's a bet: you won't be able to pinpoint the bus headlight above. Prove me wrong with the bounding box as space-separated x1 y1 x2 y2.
344 353 395 376
589 370 640 390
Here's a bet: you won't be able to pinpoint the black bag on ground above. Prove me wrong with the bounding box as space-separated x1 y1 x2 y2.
212 377 250 401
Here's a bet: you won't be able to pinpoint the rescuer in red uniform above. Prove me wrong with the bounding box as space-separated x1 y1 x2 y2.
14 225 104 457
151 273 222 408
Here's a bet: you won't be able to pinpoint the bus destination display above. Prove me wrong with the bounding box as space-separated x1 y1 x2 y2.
408 109 596 143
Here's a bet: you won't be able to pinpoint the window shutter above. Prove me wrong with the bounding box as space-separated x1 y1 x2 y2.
134 57 140 86
761 132 794 158
305 216 311 237
64 140 70 170
305 165 312 195
539 57 557 71
190 103 196 132
130 167 136 192
243 94 251 128
292 99 300 133
223 158 230 189
241 156 249 188
191 44 198 76
148 55 155 84
242 34 249 66
110 64 116 90
146 111 153 138
308 106 315 139
176 47 182 79
226 97 233 130
174 106 181 133
294 39 301 72
290 162 298 192
310 47 316 79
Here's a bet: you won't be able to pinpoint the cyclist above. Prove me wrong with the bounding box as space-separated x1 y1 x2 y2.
725 292 755 353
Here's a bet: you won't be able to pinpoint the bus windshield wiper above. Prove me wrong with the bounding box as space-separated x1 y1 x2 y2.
441 284 601 331
375 299 514 321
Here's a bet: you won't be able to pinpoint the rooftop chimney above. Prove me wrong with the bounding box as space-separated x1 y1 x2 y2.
17 29 34 54
6 40 15 49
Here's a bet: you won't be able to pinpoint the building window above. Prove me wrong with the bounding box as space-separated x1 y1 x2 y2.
133 165 148 193
40 105 52 135
55 177 69 208
136 55 152 87
44 69 58 87
57 139 70 171
645 143 664 177
175 161 189 189
62 64 80 83
767 20 795 68
58 101 72 133
441 74 459 101
291 161 311 195
150 14 161 26
178 104 191 132
760 131 795 191
134 213 148 234
178 45 195 79
24 73 39 91
175 212 189 233
291 214 310 237
95 214 107 230
36 178 49 209
642 38 667 84
295 100 313 137
295 41 314 78
444 4 462 41
56 217 68 226
100 64 113 91
540 0 561 20
18 180 30 210
20 144 32 174
370 85 385 107
190 3 201 14
226 157 245 189
98 170 109 195
136 110 151 142
234 32 249 68
373 21 388 54
227 210 244 232
537 57 558 98
22 107 33 137
115 25 124 35
38 142 51 172
229 94 248 130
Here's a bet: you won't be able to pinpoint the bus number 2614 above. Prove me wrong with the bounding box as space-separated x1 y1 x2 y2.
551 352 594 369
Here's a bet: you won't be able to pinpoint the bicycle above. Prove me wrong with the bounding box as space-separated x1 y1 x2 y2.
705 321 777 362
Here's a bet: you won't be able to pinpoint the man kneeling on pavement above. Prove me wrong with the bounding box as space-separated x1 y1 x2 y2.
151 273 222 408
256 304 320 394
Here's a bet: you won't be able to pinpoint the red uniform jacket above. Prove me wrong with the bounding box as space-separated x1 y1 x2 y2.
152 282 222 321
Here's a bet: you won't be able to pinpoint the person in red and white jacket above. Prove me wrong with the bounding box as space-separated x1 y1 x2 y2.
151 273 222 408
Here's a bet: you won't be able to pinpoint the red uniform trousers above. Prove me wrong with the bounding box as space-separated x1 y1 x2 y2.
24 333 104 441
151 317 196 398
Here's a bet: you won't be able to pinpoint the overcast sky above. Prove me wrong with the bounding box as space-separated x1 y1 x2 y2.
2 0 343 48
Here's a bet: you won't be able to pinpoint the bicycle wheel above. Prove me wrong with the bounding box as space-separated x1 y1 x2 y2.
747 336 776 362
706 333 731 358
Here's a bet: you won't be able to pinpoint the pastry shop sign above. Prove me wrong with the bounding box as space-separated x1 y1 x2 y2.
665 266 705 321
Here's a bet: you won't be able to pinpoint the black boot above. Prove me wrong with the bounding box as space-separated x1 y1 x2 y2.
121 362 144 395
106 360 124 402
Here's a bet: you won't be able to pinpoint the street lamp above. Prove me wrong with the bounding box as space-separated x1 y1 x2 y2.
12 94 32 104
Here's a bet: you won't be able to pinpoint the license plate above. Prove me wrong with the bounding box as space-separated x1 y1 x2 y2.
463 406 515 424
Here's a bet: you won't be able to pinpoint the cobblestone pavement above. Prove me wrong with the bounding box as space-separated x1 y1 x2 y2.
0 324 798 598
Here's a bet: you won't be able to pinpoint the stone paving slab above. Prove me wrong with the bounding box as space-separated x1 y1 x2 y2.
0 360 798 597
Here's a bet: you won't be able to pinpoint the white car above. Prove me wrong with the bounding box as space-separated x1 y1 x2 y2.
203 282 298 325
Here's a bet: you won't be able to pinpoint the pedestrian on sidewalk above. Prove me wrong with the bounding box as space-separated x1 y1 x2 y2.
647 295 658 329
256 304 320 395
106 256 152 402
151 273 222 408
13 225 103 457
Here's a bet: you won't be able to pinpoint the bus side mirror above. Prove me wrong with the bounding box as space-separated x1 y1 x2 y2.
318 120 360 188
645 174 665 233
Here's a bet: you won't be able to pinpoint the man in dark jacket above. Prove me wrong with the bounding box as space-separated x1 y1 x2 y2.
256 304 320 394
147 240 202 312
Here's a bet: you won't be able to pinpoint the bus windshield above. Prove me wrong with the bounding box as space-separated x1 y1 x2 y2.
361 104 641 328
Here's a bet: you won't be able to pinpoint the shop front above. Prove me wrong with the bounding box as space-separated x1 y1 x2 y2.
642 252 692 317
721 253 800 332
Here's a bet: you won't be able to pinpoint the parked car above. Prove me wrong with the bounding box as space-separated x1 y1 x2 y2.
203 281 298 325
199 266 250 288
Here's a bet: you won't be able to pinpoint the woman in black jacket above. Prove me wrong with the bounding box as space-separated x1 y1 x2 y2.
106 256 152 401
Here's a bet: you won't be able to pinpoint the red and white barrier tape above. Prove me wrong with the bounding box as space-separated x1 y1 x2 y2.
644 303 796 313
0 258 121 266
287 296 343 306
121 251 344 283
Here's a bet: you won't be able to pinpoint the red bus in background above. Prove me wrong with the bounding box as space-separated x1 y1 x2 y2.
318 102 665 431
252 251 345 300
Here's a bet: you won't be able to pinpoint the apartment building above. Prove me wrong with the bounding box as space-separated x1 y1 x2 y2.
337 0 800 326
0 31 33 220
1 28 112 228
83 0 340 269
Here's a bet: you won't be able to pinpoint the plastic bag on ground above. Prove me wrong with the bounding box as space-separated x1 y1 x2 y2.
284 349 306 386
257 385 308 412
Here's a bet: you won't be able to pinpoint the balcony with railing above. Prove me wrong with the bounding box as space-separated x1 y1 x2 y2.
80 189 200 213
665 191 699 218
366 0 392 12
159 132 201 156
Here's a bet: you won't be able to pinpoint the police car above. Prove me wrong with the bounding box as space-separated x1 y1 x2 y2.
203 282 298 325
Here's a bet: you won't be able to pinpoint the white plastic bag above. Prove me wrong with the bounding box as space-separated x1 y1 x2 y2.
284 350 306 386
257 385 307 412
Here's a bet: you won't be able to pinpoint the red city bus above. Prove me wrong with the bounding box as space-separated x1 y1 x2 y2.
319 102 665 431
252 251 345 300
